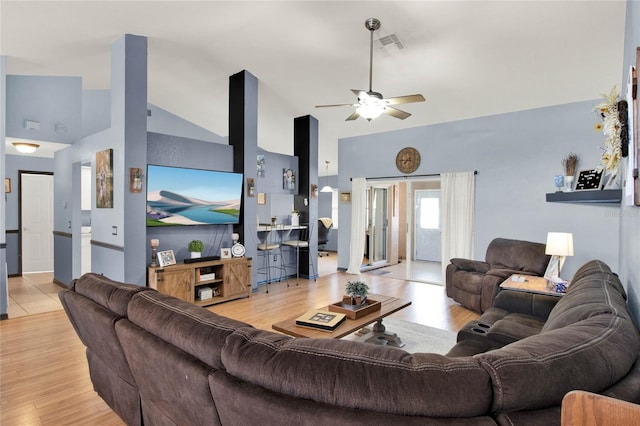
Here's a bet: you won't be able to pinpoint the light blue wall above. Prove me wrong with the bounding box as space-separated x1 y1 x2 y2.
619 0 640 326
82 90 110 138
338 100 619 281
6 75 81 143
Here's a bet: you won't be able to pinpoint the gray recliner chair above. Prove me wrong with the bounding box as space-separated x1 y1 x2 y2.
445 238 551 313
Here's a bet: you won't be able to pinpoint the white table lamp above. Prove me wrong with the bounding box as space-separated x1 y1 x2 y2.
544 232 574 278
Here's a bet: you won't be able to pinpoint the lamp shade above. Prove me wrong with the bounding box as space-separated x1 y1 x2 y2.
545 232 574 256
320 185 333 193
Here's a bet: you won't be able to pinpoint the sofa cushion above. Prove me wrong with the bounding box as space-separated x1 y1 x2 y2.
115 319 222 426
476 313 640 412
127 291 252 370
70 272 149 317
209 369 498 425
542 271 629 333
221 327 493 418
485 238 549 276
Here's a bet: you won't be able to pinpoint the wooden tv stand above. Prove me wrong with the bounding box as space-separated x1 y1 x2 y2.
147 257 252 307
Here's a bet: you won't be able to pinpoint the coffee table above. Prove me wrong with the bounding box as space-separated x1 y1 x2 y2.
272 293 411 346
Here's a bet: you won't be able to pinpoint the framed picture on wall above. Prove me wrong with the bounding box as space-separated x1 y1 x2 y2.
257 192 266 205
257 155 265 178
96 148 114 208
157 250 176 267
340 192 351 203
283 168 296 190
4 178 10 193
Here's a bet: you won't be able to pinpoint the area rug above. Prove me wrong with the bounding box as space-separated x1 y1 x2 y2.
342 318 457 355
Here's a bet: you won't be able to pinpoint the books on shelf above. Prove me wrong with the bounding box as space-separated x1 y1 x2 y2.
295 310 346 332
199 272 216 281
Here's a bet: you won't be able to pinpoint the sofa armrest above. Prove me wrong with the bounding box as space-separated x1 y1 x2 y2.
492 290 560 320
449 258 491 273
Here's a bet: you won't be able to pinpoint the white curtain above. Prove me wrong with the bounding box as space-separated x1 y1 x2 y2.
347 177 367 274
440 172 475 279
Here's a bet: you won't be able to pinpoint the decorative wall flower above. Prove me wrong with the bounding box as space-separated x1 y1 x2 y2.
593 86 622 178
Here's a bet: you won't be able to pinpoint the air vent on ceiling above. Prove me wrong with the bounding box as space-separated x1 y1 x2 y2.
376 33 405 51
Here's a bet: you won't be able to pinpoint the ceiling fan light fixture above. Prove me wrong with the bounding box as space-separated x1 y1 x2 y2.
356 104 385 120
12 142 40 154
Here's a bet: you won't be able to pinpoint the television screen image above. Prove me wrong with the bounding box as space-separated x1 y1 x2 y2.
146 165 243 226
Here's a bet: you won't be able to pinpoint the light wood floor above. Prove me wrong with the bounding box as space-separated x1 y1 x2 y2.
1 259 478 425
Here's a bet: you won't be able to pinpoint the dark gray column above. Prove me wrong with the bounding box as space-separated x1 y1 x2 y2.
229 70 258 288
294 115 319 277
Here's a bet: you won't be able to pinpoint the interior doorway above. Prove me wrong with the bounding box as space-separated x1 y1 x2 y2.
19 171 54 274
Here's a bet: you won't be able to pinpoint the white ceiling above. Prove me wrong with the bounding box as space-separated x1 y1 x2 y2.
1 1 628 174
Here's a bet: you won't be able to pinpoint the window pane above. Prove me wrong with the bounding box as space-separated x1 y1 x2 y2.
420 198 439 229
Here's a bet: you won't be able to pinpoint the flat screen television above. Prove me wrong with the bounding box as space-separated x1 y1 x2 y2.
146 164 243 226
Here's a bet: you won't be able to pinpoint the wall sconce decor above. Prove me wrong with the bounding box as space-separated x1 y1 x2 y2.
130 168 143 193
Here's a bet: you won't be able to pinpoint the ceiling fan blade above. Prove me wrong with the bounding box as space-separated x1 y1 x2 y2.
315 103 355 108
384 94 425 105
384 106 411 120
345 110 360 121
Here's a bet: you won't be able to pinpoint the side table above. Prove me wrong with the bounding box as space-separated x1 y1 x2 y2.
499 274 566 296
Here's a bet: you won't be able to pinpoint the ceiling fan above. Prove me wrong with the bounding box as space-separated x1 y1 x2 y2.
316 18 425 121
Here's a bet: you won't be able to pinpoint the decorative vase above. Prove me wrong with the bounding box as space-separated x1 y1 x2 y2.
564 176 575 192
190 252 201 259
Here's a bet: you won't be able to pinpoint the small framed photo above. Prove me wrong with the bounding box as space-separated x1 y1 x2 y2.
5 178 11 193
340 192 351 203
257 192 266 205
157 250 176 267
575 169 603 191
220 248 232 259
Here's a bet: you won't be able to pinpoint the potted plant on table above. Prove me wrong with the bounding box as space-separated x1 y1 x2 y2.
188 240 204 259
344 280 369 307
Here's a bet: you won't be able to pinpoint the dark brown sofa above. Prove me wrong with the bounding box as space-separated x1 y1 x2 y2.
446 237 550 313
61 260 639 425
58 273 152 425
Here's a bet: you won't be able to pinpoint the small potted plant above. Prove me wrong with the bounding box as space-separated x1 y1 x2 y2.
344 280 369 306
188 240 204 259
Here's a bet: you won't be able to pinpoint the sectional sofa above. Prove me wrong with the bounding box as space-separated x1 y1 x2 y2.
60 260 639 425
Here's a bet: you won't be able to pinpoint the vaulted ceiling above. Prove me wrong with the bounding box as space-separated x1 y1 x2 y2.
1 1 627 174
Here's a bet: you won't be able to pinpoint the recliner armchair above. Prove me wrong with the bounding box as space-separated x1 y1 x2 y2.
445 238 550 313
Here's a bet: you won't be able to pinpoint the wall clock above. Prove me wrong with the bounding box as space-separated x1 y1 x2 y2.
231 242 246 258
395 147 421 174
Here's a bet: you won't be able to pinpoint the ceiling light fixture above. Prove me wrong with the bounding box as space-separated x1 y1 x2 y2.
12 142 40 154
320 161 333 193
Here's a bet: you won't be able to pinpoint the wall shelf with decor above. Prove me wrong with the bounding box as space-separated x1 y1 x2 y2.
545 189 622 204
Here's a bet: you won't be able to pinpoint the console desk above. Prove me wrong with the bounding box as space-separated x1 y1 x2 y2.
148 257 252 307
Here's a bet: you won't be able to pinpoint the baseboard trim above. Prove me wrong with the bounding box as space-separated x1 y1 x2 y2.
0 314 8 321
53 278 68 288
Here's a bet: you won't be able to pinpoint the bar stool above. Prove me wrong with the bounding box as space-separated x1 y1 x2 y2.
282 223 317 286
257 223 289 293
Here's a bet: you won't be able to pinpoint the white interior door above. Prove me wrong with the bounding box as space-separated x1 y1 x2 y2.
21 173 54 273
